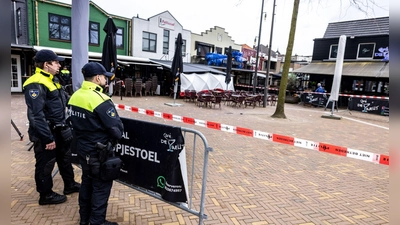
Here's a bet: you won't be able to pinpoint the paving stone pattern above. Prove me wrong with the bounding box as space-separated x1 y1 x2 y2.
11 93 389 225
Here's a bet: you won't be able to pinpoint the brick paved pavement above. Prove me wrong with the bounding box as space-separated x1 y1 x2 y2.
11 93 389 225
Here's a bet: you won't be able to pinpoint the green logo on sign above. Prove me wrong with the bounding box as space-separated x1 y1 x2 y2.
157 176 166 188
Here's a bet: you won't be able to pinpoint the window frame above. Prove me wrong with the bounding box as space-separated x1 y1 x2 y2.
174 38 186 55
215 47 222 54
357 43 376 59
182 39 186 55
16 8 22 37
163 29 169 54
116 27 124 49
329 44 338 59
195 41 213 57
88 21 100 45
142 31 157 52
48 13 71 41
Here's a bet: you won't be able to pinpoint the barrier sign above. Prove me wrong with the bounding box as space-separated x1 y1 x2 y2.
116 117 188 203
300 93 330 107
348 97 389 115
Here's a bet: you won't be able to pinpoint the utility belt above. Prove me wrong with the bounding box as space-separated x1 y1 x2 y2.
51 123 69 131
86 142 122 181
48 122 73 143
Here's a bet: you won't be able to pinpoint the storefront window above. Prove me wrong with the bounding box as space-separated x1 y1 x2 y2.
357 43 375 59
364 81 377 92
352 80 364 91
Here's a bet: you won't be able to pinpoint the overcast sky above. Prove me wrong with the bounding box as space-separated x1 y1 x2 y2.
56 0 389 56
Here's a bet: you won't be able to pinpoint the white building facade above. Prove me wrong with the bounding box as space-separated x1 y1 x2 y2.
131 11 192 63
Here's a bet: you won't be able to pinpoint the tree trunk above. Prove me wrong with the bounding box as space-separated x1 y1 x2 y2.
271 0 300 119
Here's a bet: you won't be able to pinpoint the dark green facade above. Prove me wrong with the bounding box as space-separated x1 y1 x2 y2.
27 0 130 55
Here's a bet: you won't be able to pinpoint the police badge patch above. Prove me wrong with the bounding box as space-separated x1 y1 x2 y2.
29 89 39 99
106 107 117 118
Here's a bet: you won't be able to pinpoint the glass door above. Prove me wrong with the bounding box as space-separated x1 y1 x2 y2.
11 54 22 92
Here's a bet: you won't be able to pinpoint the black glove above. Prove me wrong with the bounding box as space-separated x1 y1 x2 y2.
60 127 73 142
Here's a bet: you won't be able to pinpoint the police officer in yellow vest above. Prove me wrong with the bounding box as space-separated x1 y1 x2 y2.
68 62 123 225
23 49 80 205
60 66 71 86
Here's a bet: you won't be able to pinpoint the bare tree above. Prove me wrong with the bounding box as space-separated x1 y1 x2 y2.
271 0 300 119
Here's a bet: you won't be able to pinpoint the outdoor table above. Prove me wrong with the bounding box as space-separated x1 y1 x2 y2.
231 94 245 108
198 94 213 108
231 94 241 102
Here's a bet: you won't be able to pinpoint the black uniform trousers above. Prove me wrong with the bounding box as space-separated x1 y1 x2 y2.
79 157 113 225
33 130 75 196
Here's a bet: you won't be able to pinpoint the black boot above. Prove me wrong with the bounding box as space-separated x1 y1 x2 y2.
64 182 81 195
39 191 67 205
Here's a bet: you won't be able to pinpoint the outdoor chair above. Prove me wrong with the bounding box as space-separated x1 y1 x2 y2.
211 96 222 109
151 76 158 95
266 95 272 106
244 96 257 108
232 96 246 108
256 95 264 107
189 90 197 102
134 81 142 97
183 89 191 101
124 78 133 97
197 93 212 107
271 95 277 106
113 78 121 96
196 93 205 107
203 95 213 108
223 92 233 106
144 80 153 96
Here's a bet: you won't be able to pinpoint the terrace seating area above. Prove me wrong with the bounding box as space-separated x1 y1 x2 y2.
180 88 277 109
110 77 160 98
108 80 279 110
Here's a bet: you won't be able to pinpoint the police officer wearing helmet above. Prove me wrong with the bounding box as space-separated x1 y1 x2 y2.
68 62 123 225
23 49 81 206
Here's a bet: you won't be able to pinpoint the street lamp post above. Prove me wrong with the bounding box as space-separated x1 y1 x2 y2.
252 0 266 94
263 0 277 107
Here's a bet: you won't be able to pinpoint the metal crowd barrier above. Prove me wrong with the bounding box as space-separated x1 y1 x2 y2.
115 126 213 224
49 118 213 224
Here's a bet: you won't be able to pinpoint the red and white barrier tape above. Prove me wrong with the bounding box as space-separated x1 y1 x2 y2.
115 103 389 166
234 84 389 100
338 94 389 100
